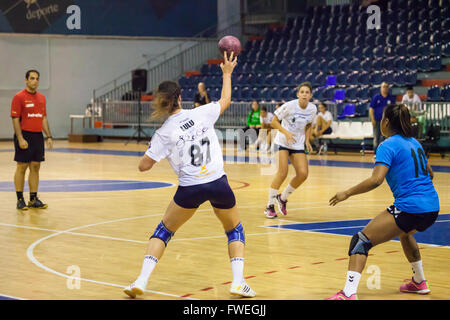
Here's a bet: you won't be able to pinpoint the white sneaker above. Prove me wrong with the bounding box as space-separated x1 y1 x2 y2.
123 279 146 298
230 281 256 298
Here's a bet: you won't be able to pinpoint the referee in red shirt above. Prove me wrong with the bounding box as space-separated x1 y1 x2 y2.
11 70 53 210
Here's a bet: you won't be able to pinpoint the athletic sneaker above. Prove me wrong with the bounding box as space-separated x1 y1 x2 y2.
124 279 146 298
230 281 256 298
28 198 48 209
264 205 277 219
325 290 357 300
16 198 28 210
400 278 431 294
275 194 287 215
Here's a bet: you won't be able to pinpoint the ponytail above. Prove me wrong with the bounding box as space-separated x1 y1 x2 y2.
152 81 181 119
383 104 413 137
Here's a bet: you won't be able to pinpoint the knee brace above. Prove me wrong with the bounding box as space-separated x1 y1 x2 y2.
226 222 245 245
150 221 175 246
348 231 373 256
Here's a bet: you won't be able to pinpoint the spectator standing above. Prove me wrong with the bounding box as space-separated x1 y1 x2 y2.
369 82 395 155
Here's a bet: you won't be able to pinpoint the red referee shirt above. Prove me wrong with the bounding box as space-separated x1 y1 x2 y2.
10 89 47 133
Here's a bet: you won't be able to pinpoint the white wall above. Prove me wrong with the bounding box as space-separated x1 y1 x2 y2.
0 35 189 139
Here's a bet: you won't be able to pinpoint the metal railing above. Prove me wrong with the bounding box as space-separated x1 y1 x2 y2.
91 101 450 134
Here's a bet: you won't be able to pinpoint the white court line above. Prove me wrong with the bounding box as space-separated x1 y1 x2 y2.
25 213 199 300
0 293 26 300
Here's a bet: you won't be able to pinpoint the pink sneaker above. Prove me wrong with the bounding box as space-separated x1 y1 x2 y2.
400 278 430 294
264 205 277 219
325 290 357 300
275 194 287 215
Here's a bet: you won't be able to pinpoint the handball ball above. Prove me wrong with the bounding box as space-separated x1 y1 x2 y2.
218 35 242 57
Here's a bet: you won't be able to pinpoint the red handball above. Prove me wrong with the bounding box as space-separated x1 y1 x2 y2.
218 35 242 57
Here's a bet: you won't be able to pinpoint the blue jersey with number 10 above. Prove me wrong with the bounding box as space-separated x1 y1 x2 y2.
375 134 440 213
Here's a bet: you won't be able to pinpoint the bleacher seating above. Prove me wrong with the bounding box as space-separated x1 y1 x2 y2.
178 0 449 108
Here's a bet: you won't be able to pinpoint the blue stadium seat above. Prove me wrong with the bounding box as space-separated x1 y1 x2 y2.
346 72 359 86
283 73 295 87
369 71 383 85
405 71 418 86
358 71 370 85
371 57 383 70
336 72 346 86
394 56 407 71
427 85 441 102
260 87 271 102
345 87 358 101
443 43 450 57
232 86 241 101
304 72 316 85
430 43 441 56
362 46 373 58
406 56 418 70
394 72 406 87
355 102 368 117
313 87 325 100
361 59 371 72
382 71 394 84
251 87 262 100
333 89 345 102
307 60 319 73
280 87 293 100
349 58 360 71
210 87 220 101
270 87 281 101
407 43 418 56
383 56 395 70
441 85 450 101
418 43 431 56
396 44 407 56
200 64 209 75
418 56 431 71
430 56 441 71
240 86 251 101
338 58 349 73
337 104 356 119
327 59 339 74
356 86 370 101
326 75 337 86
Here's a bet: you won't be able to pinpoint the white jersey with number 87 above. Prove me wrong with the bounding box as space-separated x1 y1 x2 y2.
145 102 225 186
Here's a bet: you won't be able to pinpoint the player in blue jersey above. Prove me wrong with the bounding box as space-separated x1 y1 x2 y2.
325 104 440 300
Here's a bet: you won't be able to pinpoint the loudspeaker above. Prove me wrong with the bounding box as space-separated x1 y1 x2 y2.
132 69 147 92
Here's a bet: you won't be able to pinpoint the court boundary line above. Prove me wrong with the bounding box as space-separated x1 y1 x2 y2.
0 293 26 300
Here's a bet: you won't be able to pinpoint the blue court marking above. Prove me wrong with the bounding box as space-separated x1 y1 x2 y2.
51 148 144 157
266 214 450 246
2 147 450 172
0 180 173 192
0 295 19 300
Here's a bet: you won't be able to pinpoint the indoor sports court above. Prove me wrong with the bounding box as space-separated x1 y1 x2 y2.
1 0 449 301
0 141 448 300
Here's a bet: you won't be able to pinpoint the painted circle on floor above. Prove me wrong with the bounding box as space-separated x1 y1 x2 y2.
0 180 173 192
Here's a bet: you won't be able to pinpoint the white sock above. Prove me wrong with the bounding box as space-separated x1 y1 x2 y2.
267 188 278 206
281 184 296 201
411 260 426 283
136 255 158 284
231 257 244 285
343 271 361 297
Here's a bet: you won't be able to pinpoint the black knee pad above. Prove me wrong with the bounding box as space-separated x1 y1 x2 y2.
348 231 373 256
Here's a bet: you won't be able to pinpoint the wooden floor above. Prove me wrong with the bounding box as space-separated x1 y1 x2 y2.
0 140 448 300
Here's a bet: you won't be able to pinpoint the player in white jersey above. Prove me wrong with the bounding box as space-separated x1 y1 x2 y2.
124 52 256 298
264 82 317 218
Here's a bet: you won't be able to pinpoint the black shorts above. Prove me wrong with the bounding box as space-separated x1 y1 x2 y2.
387 205 439 233
276 145 305 155
14 131 45 163
322 127 332 135
173 175 236 209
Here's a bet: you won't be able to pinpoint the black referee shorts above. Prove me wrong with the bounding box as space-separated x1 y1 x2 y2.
14 131 45 163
